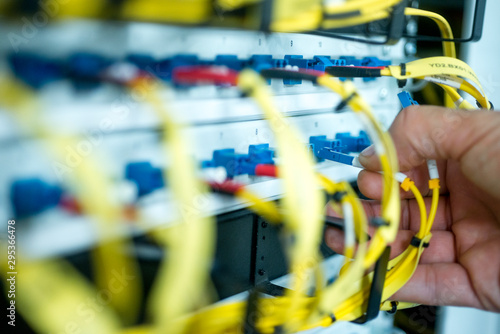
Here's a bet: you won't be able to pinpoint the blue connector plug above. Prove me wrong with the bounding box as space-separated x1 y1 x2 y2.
283 55 314 84
204 144 275 178
211 149 248 178
156 54 200 81
126 54 157 71
248 144 274 164
125 162 165 197
361 56 391 67
8 53 64 89
335 131 371 153
312 56 347 72
309 136 345 161
317 149 357 166
10 178 63 217
215 55 245 71
69 52 113 79
398 91 419 108
340 56 362 66
312 56 334 72
249 55 274 72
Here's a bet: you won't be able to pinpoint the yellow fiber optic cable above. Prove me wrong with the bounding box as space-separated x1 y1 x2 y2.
238 69 324 332
129 77 215 334
236 187 282 224
322 0 402 30
381 57 490 109
404 7 456 58
0 76 140 330
316 76 401 263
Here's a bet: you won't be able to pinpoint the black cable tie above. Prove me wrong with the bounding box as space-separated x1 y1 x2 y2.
397 63 408 88
400 63 407 76
273 326 284 334
330 191 347 202
260 0 274 32
387 301 398 314
335 93 356 111
325 66 383 78
370 217 390 227
410 236 430 248
260 69 318 83
476 99 495 110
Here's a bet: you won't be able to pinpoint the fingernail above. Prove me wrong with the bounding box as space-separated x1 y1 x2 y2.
360 145 375 157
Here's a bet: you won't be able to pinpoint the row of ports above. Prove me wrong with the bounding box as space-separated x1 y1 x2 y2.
8 52 391 90
9 131 369 218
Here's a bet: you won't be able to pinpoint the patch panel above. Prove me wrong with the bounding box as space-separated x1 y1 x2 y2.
0 28 407 334
7 51 392 90
0 5 494 334
9 125 372 221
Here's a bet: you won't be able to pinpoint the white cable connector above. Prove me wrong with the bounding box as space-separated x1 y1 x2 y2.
200 167 228 183
427 159 439 180
345 154 409 184
342 201 355 249
352 156 362 168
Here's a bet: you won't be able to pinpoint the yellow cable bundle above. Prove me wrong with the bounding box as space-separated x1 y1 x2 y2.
404 7 457 107
0 77 141 330
121 0 213 24
129 78 215 334
238 69 324 332
216 0 261 10
331 181 428 320
303 76 399 325
308 177 369 325
270 0 322 32
322 0 402 30
317 76 400 256
42 0 106 18
381 56 491 109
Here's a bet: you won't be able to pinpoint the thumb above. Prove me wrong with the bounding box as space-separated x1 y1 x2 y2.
358 105 500 198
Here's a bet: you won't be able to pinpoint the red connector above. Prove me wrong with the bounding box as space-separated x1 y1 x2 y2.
208 180 245 195
254 164 278 178
173 66 239 86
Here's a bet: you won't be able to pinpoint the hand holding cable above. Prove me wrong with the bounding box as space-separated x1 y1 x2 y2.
329 105 500 312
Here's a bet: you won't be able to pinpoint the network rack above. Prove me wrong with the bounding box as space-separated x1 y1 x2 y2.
0 2 492 334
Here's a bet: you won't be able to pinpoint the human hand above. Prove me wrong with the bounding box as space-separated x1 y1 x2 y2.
326 105 500 311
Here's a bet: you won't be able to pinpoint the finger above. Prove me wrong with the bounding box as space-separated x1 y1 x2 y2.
359 106 500 199
390 263 483 309
360 196 452 232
